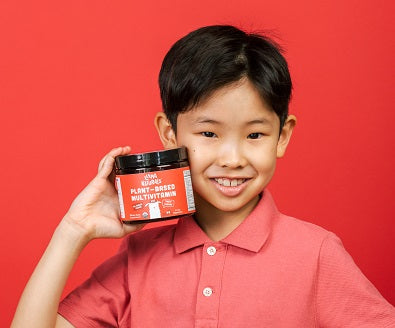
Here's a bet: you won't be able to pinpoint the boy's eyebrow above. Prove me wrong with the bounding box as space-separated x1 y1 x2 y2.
246 118 272 126
193 117 221 124
193 117 273 126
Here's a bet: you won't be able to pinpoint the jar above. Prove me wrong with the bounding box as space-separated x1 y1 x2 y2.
114 147 195 224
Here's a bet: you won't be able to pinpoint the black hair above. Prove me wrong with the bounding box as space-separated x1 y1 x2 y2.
159 25 292 132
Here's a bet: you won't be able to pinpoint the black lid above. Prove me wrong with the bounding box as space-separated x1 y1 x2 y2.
115 147 188 169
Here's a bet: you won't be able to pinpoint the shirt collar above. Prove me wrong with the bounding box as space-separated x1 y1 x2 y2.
174 189 279 254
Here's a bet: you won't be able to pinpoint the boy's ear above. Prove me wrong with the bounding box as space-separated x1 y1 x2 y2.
154 112 178 149
277 114 296 158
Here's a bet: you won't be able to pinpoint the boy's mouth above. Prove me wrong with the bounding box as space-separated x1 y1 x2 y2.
210 177 250 197
214 178 246 187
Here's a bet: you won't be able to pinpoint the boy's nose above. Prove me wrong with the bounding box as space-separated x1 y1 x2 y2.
216 142 247 168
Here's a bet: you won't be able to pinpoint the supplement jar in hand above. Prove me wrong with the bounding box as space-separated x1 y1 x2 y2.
115 147 195 224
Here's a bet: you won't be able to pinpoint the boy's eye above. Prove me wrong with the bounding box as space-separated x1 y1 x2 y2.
201 132 217 138
247 133 263 139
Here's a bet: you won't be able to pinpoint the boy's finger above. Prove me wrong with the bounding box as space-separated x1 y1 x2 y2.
97 148 120 173
97 146 130 172
97 146 131 178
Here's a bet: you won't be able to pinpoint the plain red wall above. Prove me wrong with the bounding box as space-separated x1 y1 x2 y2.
1 0 394 325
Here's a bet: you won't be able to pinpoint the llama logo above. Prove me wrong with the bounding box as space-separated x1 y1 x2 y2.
145 200 162 219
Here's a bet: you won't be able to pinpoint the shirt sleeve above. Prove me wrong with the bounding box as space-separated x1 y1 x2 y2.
58 237 131 328
316 232 395 327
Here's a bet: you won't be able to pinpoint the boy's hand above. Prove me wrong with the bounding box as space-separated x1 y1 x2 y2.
62 146 145 241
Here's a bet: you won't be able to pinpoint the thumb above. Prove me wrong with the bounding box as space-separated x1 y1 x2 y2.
122 223 146 236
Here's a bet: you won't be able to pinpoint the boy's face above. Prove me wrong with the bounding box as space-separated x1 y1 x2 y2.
156 78 295 217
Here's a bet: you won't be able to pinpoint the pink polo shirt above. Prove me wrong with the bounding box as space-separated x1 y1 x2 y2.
58 190 395 327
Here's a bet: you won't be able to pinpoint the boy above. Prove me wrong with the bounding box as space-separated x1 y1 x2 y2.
12 25 395 327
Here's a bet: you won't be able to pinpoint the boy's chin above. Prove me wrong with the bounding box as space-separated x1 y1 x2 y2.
196 193 260 214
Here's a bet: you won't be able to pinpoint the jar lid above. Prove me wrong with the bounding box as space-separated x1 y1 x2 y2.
115 147 188 169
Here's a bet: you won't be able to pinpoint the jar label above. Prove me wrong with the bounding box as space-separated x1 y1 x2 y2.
115 167 195 222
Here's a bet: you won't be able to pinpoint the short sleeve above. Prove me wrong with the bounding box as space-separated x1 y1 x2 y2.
316 233 395 327
58 237 131 328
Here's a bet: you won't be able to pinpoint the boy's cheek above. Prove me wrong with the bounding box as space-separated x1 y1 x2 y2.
186 150 204 169
186 147 215 172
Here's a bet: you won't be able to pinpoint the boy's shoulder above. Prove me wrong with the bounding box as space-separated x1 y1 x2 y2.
278 213 330 237
252 190 336 249
274 211 338 253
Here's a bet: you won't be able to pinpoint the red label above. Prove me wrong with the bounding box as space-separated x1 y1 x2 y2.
115 167 195 222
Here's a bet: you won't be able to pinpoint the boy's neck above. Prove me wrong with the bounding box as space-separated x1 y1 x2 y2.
193 195 260 242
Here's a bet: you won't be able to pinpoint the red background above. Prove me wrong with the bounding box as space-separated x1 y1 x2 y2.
1 0 394 325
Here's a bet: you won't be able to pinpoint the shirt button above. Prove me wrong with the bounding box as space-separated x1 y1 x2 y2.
207 246 217 256
203 287 213 297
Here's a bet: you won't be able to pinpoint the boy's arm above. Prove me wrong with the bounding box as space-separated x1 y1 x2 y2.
12 219 86 328
11 147 145 328
316 233 395 327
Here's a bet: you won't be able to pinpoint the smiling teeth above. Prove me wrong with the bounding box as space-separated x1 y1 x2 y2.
215 178 245 186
